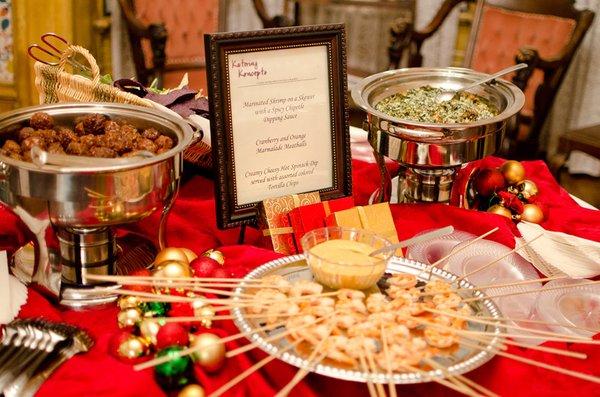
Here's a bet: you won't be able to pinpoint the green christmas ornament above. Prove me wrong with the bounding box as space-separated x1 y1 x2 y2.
143 301 170 317
155 346 191 377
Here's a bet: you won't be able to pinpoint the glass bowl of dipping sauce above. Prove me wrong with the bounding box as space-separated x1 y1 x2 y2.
301 227 393 290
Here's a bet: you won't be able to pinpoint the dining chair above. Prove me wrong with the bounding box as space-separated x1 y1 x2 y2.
388 0 595 159
117 0 227 91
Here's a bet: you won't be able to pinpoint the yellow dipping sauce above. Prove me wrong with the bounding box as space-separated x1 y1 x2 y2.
307 239 387 290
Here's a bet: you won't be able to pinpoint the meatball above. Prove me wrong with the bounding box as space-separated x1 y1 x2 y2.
155 135 174 149
30 112 54 130
66 141 89 155
18 127 35 141
103 120 120 135
47 142 65 154
56 127 78 147
136 138 158 153
5 151 22 161
90 146 117 158
79 134 98 148
82 114 108 135
142 128 160 141
21 136 46 151
2 139 21 153
74 122 86 136
37 129 59 144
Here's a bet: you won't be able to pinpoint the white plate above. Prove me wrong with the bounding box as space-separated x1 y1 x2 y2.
445 239 544 344
406 229 476 267
534 279 600 337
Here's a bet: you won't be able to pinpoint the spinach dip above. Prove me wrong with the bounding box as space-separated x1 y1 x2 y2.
375 85 498 124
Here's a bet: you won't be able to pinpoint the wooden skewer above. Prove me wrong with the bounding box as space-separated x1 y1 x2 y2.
465 333 588 360
462 279 600 303
400 362 482 397
275 324 334 397
423 357 495 397
85 274 272 284
460 339 600 385
419 227 500 279
419 275 568 297
470 314 598 334
226 314 329 358
358 349 378 397
379 327 397 397
423 308 591 342
456 234 543 282
134 320 289 370
364 345 387 397
208 339 303 397
397 311 598 345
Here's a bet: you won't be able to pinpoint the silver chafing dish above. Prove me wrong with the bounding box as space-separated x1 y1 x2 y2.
352 67 525 203
0 103 194 307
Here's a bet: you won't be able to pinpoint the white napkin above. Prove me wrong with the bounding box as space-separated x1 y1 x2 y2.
0 251 28 324
516 222 600 278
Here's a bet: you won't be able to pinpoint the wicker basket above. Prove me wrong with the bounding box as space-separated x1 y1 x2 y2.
33 44 212 169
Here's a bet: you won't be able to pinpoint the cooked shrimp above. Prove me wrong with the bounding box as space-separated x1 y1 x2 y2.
289 280 323 297
367 312 395 327
388 273 418 289
387 287 418 303
249 289 287 314
335 298 368 315
396 309 420 329
433 292 462 310
337 289 366 301
346 336 379 358
384 324 410 345
323 335 356 365
332 312 363 330
286 314 317 340
265 301 300 324
301 323 330 345
347 320 380 338
366 293 389 313
260 275 292 294
423 327 456 348
424 279 452 294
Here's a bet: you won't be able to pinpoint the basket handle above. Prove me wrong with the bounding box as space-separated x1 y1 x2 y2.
57 45 101 85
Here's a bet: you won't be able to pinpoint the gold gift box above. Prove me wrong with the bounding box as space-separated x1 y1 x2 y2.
326 202 402 256
257 192 321 254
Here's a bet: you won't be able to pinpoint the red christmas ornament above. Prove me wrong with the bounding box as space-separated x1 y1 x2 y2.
124 268 153 292
212 268 229 279
109 331 148 363
473 168 506 197
156 323 190 350
497 191 524 214
190 257 220 278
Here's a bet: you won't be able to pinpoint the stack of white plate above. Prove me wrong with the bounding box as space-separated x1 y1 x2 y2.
406 229 475 267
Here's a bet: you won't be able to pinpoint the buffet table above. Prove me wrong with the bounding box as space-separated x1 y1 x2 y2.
2 140 600 396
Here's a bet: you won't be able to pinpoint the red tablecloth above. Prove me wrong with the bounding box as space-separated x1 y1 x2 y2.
2 154 600 397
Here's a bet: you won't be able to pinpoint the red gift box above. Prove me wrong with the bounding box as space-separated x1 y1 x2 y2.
288 197 355 252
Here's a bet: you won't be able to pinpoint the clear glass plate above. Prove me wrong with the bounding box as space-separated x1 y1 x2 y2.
534 279 600 337
406 229 476 267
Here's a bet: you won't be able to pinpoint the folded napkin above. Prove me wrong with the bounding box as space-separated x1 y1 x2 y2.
0 251 28 325
516 222 600 278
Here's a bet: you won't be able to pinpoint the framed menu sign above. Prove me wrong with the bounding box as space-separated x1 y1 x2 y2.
205 24 351 228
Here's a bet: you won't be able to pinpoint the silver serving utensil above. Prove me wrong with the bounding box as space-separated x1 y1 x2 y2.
369 225 454 257
436 63 528 102
30 146 155 168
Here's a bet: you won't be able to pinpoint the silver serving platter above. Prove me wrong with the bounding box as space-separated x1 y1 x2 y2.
232 255 503 384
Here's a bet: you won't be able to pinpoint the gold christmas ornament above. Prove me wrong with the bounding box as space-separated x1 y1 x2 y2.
178 384 206 397
139 318 162 345
118 295 140 310
521 203 544 224
118 307 143 329
202 249 225 266
191 297 208 316
179 247 198 262
500 160 526 185
154 247 190 266
155 260 192 278
487 204 512 219
198 305 215 328
118 336 148 359
191 333 226 372
514 179 539 200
